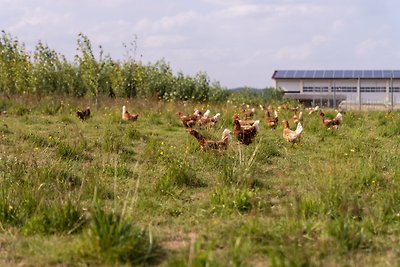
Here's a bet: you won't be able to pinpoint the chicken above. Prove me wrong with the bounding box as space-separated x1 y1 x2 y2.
265 110 279 128
122 105 139 121
189 128 232 151
241 108 256 120
76 107 91 120
293 111 303 124
308 106 320 115
320 111 342 129
233 114 255 127
176 111 198 128
198 113 221 127
283 120 303 143
233 117 260 145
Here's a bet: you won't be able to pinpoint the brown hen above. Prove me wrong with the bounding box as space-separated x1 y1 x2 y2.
77 107 91 120
189 128 232 151
233 116 260 145
122 106 139 121
265 110 278 128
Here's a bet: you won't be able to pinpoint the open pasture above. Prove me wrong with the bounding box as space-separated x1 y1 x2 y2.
1 96 400 266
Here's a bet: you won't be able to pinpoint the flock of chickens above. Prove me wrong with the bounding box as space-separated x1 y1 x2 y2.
76 103 343 152
177 105 343 151
76 105 139 122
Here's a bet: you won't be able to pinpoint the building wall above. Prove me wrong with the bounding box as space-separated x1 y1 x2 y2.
275 80 301 92
275 78 400 104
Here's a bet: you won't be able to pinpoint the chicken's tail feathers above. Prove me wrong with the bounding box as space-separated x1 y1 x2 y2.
295 122 303 134
253 120 260 130
222 128 232 141
203 109 211 118
335 112 343 122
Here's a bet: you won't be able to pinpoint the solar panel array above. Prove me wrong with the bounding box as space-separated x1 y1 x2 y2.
273 70 400 79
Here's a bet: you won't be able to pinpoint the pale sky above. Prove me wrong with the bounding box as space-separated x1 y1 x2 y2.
1 0 400 88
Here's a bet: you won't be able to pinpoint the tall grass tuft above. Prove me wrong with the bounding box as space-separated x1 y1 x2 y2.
85 201 162 265
157 159 204 193
23 198 86 235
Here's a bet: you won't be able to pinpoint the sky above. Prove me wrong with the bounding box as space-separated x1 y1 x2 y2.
1 0 400 89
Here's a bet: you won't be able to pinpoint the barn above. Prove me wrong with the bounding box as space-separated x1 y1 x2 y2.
272 70 400 109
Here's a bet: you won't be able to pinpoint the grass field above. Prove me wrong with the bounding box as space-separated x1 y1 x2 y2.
1 95 400 266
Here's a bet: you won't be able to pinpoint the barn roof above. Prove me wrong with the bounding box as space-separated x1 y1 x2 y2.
272 70 400 79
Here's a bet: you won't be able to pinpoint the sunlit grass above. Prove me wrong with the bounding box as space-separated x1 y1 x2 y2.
0 96 400 266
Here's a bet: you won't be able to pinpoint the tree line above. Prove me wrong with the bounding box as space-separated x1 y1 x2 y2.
0 31 282 103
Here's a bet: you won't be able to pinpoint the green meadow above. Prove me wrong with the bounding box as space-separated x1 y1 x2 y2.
1 96 400 266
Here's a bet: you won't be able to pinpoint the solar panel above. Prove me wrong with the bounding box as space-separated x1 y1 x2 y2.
272 69 400 79
333 70 344 78
324 70 334 78
343 70 353 78
372 70 383 78
363 70 373 78
383 70 392 78
285 70 296 78
296 70 305 78
392 70 400 78
314 70 324 78
304 70 314 78
276 70 287 78
353 70 363 78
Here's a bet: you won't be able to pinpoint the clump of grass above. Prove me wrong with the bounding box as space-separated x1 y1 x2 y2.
41 100 63 115
211 186 263 213
37 165 82 190
60 115 74 124
0 193 19 225
22 132 52 148
56 141 84 160
84 202 162 265
102 128 123 153
157 159 204 193
13 105 31 116
23 199 86 235
217 144 261 187
295 194 323 219
327 216 372 252
0 123 11 134
102 164 133 178
126 127 144 141
166 236 217 267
